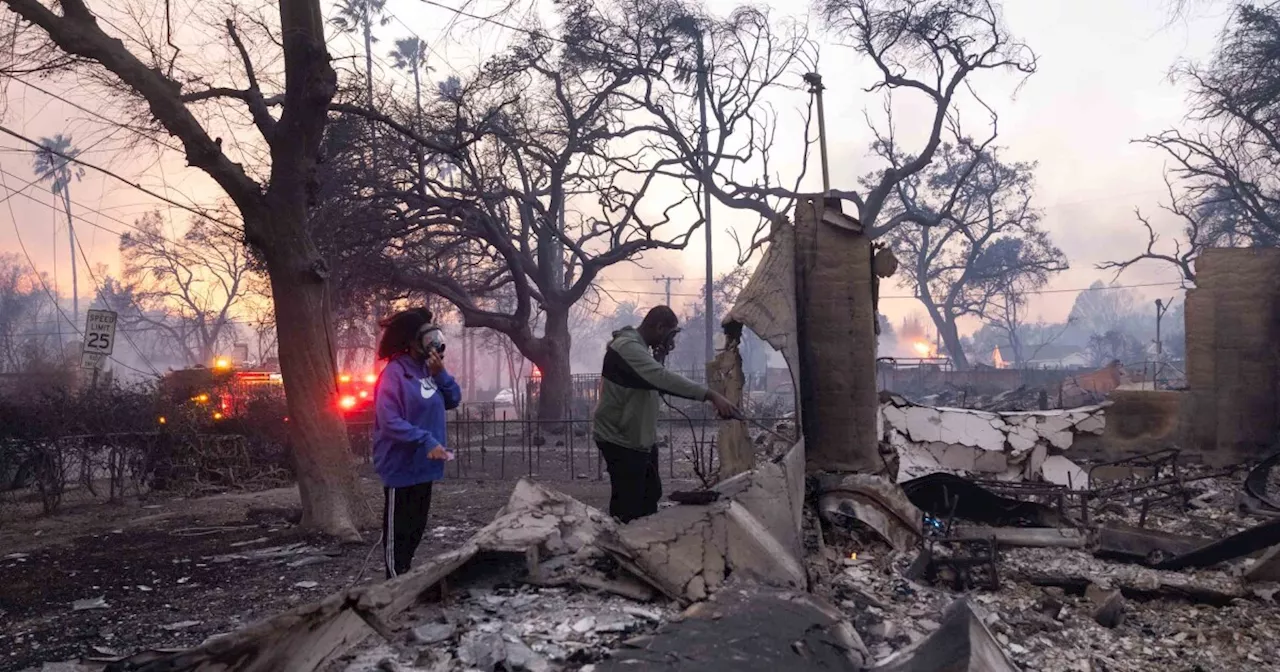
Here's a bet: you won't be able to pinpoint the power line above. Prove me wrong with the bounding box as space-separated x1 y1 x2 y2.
5 77 186 154
71 186 163 376
598 283 701 298
0 162 157 378
0 157 244 377
414 0 809 92
3 168 257 375
0 122 239 235
0 129 123 211
0 165 221 264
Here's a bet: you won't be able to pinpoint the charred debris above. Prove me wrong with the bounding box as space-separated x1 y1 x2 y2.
65 206 1280 672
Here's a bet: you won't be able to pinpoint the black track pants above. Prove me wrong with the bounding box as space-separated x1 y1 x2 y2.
597 440 661 523
383 481 434 579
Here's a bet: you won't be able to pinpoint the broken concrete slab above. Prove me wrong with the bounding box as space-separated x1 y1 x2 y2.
1041 455 1089 490
124 480 618 672
600 441 807 603
597 588 866 671
870 599 1017 672
817 474 923 552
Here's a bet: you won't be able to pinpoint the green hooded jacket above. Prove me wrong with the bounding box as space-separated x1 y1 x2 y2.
592 326 709 451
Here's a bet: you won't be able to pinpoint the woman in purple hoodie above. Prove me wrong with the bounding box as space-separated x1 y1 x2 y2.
373 308 462 578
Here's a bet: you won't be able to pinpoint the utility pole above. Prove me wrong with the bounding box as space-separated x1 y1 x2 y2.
1155 298 1171 387
695 28 714 366
654 275 684 307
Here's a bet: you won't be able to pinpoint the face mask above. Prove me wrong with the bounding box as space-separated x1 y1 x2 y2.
418 324 446 357
653 327 680 364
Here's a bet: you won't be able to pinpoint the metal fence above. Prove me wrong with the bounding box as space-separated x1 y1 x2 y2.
346 415 789 483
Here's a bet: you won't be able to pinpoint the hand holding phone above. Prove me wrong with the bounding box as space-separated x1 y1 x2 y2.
426 349 445 376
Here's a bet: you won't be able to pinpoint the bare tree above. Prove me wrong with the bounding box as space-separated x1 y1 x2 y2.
982 266 1046 367
118 211 253 367
1085 329 1148 368
1104 2 1280 282
559 0 817 258
878 142 1066 369
1067 280 1144 337
368 17 758 420
605 0 1037 257
0 0 412 538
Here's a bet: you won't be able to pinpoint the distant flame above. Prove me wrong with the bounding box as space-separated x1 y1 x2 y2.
912 341 932 357
849 552 857 560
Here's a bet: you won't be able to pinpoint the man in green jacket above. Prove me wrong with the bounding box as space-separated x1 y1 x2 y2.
593 305 736 522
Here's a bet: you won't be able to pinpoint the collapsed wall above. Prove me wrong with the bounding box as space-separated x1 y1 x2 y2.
880 394 1106 488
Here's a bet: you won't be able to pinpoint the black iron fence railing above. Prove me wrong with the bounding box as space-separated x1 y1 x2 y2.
346 415 790 483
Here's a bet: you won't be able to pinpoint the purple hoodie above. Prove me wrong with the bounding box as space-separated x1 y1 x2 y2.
372 354 462 487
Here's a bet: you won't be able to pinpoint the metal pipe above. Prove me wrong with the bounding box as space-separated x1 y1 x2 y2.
804 72 830 194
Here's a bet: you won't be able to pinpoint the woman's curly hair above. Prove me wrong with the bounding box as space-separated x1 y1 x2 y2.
376 308 433 360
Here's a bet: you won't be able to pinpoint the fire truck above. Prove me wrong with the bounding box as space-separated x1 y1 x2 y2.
158 359 378 424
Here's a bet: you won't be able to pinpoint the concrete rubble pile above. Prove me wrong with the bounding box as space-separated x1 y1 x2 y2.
596 441 808 604
97 442 852 672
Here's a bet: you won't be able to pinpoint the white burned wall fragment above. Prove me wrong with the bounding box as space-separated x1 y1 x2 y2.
880 394 1106 487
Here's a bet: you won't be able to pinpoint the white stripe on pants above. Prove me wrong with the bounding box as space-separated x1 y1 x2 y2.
384 486 397 578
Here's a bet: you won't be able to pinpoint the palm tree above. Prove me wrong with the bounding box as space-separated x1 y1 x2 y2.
330 0 390 165
390 37 430 122
390 37 433 181
32 134 85 331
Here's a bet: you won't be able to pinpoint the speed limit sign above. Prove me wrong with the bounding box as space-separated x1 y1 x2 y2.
82 309 117 369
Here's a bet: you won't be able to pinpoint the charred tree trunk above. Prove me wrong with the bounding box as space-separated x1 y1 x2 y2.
257 209 361 541
533 306 572 420
920 292 970 371
939 321 968 370
927 306 969 371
